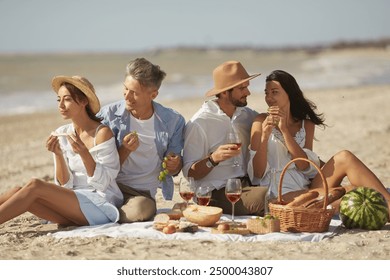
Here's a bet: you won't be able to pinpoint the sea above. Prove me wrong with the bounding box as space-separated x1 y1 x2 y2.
1 48 390 116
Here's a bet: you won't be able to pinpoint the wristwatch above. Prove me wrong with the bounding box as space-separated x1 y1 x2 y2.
206 153 219 168
206 158 214 168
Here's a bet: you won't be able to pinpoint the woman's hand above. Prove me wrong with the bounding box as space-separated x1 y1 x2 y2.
67 133 89 155
268 105 289 133
46 135 62 155
261 114 275 141
277 107 289 133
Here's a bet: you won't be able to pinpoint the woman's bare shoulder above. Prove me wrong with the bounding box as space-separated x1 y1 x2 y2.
254 113 268 122
95 125 114 145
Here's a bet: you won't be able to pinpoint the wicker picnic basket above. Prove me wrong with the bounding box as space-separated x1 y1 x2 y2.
268 158 335 233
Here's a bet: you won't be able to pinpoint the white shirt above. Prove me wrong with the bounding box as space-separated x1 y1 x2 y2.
54 123 123 208
183 100 258 190
116 114 161 198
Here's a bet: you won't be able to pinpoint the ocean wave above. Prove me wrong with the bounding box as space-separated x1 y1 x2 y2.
1 50 390 115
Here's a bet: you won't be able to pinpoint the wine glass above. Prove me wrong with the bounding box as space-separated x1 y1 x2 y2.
265 134 280 213
226 131 242 167
179 177 196 207
196 186 212 206
225 178 242 226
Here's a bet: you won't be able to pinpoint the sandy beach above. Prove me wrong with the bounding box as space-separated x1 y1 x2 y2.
0 81 389 260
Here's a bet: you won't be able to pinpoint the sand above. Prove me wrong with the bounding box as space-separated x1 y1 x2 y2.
0 84 390 260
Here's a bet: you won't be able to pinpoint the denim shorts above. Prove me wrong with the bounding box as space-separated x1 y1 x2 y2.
74 189 120 226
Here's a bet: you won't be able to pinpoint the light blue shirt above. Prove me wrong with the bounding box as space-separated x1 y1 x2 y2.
98 100 185 200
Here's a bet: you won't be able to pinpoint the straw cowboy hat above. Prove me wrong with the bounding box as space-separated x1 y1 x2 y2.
205 61 261 97
52 75 100 114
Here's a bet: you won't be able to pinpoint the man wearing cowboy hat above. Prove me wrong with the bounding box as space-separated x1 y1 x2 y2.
183 61 266 216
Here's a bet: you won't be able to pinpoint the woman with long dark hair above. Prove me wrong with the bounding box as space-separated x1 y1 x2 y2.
248 70 389 213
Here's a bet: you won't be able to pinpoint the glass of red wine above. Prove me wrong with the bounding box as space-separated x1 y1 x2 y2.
196 186 212 206
225 178 242 225
226 131 242 167
179 177 195 207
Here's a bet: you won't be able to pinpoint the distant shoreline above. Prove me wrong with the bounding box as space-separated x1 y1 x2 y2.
0 37 389 56
150 37 390 55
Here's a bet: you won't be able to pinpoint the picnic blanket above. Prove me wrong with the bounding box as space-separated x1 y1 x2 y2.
50 212 343 242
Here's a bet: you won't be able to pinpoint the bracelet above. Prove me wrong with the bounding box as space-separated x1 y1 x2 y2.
208 153 219 166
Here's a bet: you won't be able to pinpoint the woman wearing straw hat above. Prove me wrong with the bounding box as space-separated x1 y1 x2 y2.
0 76 123 226
183 60 267 216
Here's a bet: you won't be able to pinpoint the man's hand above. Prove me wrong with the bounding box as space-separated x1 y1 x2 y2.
158 153 181 181
122 131 139 152
211 144 241 164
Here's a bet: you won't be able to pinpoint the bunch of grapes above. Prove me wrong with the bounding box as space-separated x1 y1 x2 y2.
158 156 169 181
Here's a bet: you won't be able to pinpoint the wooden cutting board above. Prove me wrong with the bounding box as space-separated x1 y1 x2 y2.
211 222 251 235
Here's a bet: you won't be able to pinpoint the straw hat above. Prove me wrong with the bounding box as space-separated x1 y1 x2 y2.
205 61 261 97
51 75 100 114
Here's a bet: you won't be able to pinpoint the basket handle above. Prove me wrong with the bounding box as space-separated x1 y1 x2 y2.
277 157 329 210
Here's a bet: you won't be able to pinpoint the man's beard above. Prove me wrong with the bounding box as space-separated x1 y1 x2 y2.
229 92 247 107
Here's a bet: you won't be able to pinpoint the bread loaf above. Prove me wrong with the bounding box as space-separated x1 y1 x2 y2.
306 187 346 209
286 191 319 207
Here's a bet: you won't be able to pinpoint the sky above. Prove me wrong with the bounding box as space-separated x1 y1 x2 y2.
0 0 389 54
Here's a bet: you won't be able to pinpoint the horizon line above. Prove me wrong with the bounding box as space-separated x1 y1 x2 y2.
1 37 389 56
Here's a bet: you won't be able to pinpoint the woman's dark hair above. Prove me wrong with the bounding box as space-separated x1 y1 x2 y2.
266 70 326 128
62 82 102 122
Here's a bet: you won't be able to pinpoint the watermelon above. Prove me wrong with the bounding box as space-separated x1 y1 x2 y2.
339 187 389 230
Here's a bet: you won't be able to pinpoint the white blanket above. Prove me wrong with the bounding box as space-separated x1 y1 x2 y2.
50 213 342 242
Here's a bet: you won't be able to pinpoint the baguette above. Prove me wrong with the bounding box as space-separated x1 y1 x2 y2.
286 191 319 207
305 187 346 209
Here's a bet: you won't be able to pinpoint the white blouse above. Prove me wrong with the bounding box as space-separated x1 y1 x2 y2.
53 123 123 208
247 121 320 197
